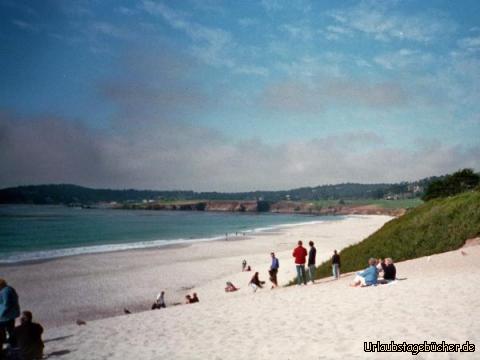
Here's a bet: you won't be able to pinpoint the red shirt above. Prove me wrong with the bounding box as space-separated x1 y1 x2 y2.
292 246 308 264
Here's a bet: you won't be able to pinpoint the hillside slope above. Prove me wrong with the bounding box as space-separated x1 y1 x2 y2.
315 190 480 278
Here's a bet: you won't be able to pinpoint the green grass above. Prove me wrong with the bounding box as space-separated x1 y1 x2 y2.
312 198 423 209
313 190 480 280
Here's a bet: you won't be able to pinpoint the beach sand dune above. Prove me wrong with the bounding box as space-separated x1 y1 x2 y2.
43 245 480 359
4 214 479 359
1 215 391 328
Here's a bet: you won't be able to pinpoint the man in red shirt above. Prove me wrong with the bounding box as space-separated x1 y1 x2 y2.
292 241 308 285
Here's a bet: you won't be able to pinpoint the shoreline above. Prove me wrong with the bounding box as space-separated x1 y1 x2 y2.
0 215 344 265
0 215 392 329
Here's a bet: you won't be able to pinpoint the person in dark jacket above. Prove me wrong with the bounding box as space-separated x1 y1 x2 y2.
332 250 341 279
249 272 265 292
307 241 317 284
269 252 280 288
292 241 308 285
381 258 396 281
0 278 20 349
14 311 44 360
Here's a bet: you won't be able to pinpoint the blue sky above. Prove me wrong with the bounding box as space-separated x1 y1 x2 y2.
1 0 479 191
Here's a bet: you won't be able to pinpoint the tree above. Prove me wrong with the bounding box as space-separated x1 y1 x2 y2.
422 169 480 201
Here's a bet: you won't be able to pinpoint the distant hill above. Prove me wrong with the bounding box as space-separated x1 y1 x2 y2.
0 178 439 205
313 189 480 280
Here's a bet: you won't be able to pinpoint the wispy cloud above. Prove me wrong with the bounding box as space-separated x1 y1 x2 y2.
142 1 234 68
328 3 455 42
374 49 433 70
11 19 38 32
458 36 480 52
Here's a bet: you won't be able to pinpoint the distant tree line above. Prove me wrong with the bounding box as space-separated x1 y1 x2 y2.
0 176 447 205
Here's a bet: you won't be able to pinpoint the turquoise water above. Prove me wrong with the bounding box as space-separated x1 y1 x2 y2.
0 205 340 263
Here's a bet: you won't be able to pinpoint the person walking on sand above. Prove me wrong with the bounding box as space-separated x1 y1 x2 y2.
0 278 20 349
332 250 341 279
308 241 317 284
269 252 280 288
242 259 247 272
292 241 308 285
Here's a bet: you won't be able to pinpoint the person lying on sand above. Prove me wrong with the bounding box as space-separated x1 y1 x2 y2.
225 281 238 292
249 272 265 292
350 258 379 287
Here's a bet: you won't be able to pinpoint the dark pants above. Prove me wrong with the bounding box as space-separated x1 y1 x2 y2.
269 269 278 286
0 319 16 348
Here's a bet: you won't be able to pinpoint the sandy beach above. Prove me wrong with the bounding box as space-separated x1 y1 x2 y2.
3 214 479 359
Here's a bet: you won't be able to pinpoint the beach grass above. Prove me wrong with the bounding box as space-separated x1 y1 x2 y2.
312 198 423 210
313 190 480 280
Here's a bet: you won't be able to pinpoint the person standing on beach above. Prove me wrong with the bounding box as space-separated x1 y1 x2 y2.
332 250 341 280
269 252 280 288
242 259 247 272
292 241 308 285
0 278 20 349
308 241 316 284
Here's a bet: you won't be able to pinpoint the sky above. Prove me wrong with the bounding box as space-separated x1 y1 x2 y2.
0 0 479 191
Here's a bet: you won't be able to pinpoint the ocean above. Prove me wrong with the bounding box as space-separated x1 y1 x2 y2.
0 205 341 264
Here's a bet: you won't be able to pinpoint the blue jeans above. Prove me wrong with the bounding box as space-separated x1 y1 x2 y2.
332 264 340 279
308 265 316 282
296 265 306 285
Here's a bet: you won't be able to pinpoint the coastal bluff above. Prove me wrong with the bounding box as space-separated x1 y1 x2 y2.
119 200 405 217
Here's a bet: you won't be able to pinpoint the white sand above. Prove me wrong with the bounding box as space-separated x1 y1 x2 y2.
5 215 480 359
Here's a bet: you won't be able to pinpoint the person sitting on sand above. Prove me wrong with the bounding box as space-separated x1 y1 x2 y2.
381 258 396 281
249 272 265 292
242 259 247 272
245 265 252 272
350 258 379 287
151 291 166 310
185 295 192 304
225 281 238 292
191 293 199 303
14 311 44 360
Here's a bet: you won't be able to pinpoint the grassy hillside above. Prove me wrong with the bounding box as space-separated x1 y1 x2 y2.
314 190 480 279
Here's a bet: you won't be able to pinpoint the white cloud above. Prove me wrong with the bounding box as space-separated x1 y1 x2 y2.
328 3 455 42
374 49 433 70
11 19 38 32
1 114 478 191
142 1 234 68
458 36 480 52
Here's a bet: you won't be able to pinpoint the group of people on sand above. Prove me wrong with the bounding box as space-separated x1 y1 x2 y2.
350 257 397 287
185 293 199 304
0 279 44 360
